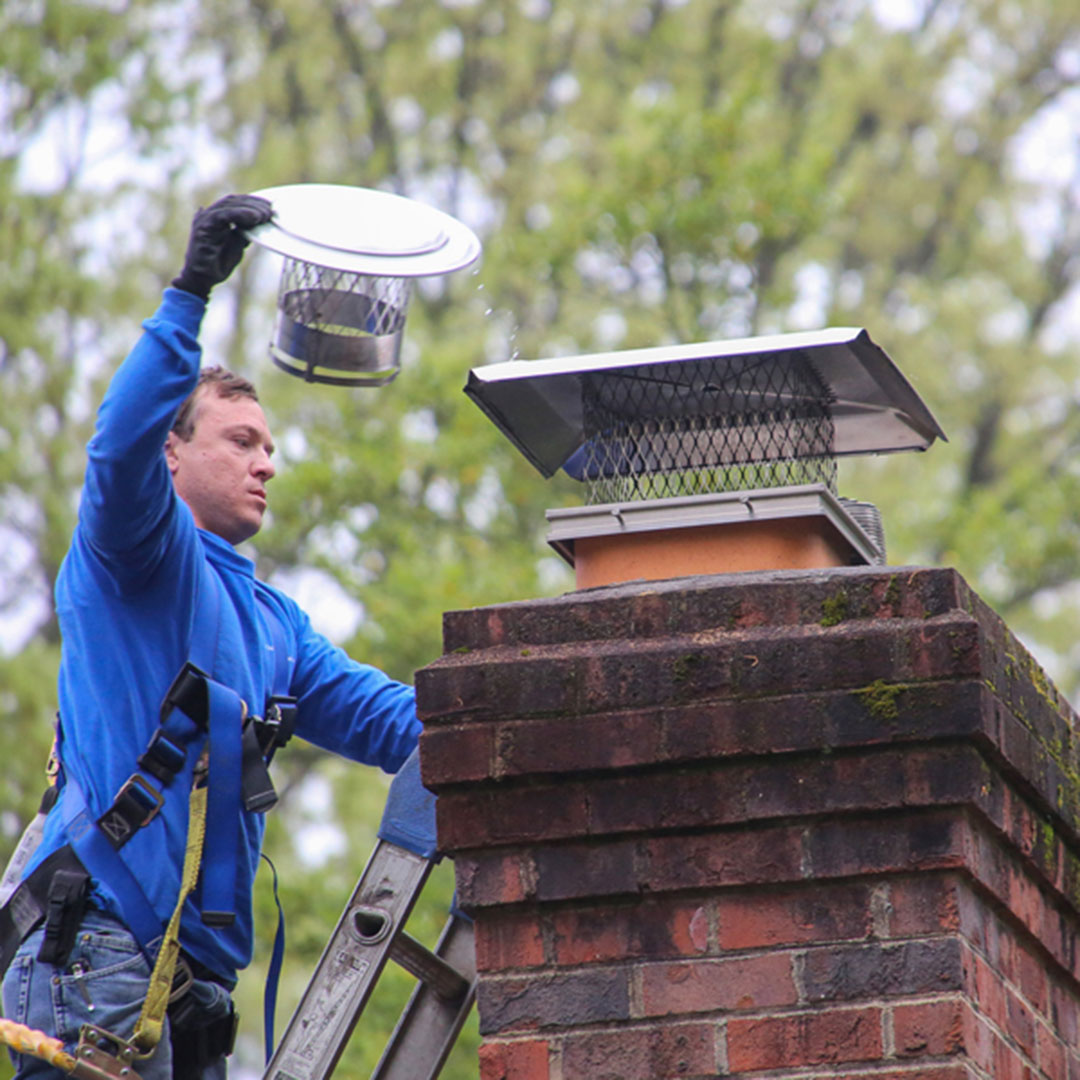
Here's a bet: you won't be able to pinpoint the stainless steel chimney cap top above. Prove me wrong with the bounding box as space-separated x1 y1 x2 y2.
465 327 947 479
246 183 482 277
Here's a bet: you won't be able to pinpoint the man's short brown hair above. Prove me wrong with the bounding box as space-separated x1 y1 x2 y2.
171 366 259 441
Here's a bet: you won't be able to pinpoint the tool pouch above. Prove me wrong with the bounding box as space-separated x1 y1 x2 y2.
37 868 90 967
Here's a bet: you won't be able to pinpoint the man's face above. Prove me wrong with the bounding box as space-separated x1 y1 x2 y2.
165 387 276 545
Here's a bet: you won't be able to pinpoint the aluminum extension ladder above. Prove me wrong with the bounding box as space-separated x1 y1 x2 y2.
262 749 476 1080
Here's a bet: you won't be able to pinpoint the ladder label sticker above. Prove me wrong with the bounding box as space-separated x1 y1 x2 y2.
288 949 371 1068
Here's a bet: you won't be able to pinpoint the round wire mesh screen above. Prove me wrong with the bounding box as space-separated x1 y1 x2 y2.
577 350 837 504
269 257 413 387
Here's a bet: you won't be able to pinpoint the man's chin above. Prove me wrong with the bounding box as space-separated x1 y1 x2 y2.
219 514 264 547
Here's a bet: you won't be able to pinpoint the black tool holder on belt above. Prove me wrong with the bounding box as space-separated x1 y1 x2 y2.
36 867 91 967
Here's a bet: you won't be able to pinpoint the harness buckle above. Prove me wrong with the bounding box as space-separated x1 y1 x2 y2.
97 776 164 849
75 1023 148 1078
137 730 187 785
259 696 297 761
159 662 210 730
169 956 194 1004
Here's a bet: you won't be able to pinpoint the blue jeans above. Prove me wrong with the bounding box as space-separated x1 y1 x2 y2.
2 910 232 1080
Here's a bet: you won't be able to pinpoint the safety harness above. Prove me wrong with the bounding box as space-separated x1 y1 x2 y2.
0 561 296 1075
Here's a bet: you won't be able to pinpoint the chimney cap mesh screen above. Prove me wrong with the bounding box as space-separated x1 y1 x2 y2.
268 258 413 386
573 351 837 504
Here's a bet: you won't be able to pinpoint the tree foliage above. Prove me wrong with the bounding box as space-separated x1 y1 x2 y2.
1 0 1079 1076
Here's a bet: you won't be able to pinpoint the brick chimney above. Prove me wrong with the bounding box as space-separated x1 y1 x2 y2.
416 566 1080 1079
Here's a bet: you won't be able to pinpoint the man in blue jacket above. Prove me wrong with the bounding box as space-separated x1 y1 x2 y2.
0 195 421 1079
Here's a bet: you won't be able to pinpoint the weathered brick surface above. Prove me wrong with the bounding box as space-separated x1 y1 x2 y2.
800 938 966 1003
419 615 983 729
726 1006 884 1070
476 968 631 1035
477 1038 549 1080
559 1022 718 1079
416 567 1080 1078
638 952 798 1017
437 565 970 651
434 742 1005 850
892 997 966 1057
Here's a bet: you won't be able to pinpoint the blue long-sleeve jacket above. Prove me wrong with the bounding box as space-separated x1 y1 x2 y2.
28 288 420 983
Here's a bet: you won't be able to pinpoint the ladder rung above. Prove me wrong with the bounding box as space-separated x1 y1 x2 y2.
389 932 471 1004
370 912 476 1080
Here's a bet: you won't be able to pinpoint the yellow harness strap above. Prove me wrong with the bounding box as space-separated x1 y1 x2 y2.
131 783 208 1054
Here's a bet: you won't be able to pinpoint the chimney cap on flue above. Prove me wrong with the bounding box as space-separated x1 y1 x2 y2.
465 327 945 588
465 327 946 480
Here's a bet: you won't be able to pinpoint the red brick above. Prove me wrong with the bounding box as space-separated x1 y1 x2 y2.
727 1006 883 1070
639 953 797 1017
802 809 968 879
474 910 546 972
955 879 992 953
800 939 964 1002
893 997 965 1057
969 952 1008 1031
550 906 628 967
435 783 589 849
497 710 663 775
478 1038 550 1080
477 969 630 1035
967 1002 997 1071
992 1030 1033 1080
454 850 536 908
643 824 804 891
419 722 493 785
550 899 707 966
1051 980 1080 1046
657 682 985 765
714 882 873 950
421 569 1080 1079
1014 941 1051 1017
575 744 989 840
1037 1019 1066 1079
533 838 638 902
561 1022 716 1079
887 875 962 937
827 1071 971 1080
1006 985 1038 1061
422 609 985 727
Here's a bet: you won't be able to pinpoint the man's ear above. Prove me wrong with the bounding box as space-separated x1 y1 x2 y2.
164 432 181 476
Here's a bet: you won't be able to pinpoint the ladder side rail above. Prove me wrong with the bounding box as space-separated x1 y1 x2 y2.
262 840 433 1080
370 911 478 1080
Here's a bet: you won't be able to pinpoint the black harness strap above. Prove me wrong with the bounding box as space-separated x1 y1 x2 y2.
240 697 296 813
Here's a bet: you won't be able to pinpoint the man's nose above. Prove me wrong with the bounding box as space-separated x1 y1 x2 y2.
252 449 275 480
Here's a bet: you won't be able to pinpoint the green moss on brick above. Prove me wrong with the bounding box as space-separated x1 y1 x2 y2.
672 653 705 683
857 680 903 722
884 574 901 611
820 591 849 628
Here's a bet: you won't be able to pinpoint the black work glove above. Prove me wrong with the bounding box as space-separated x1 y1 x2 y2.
172 194 274 300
